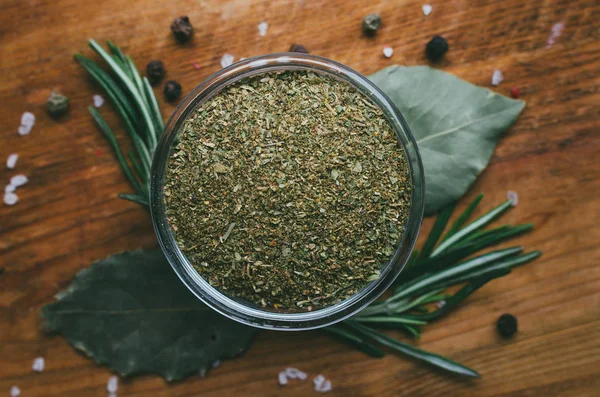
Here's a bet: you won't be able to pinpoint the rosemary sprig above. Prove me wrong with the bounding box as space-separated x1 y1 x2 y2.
76 39 162 206
325 194 541 378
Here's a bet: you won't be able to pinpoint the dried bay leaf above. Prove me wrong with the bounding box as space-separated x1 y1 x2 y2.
369 65 525 215
41 249 257 381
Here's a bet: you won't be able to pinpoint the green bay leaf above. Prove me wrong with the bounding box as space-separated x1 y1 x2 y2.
40 249 257 381
370 66 525 215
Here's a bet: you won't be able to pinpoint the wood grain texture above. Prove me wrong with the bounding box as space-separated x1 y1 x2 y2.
1 0 599 396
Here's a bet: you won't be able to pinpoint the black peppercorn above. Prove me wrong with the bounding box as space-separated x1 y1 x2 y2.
426 35 449 62
496 313 518 338
289 44 309 53
164 80 182 102
171 16 193 43
146 60 165 85
46 91 69 118
362 14 382 36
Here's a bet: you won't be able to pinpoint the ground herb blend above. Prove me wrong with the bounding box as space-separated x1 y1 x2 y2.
164 70 412 311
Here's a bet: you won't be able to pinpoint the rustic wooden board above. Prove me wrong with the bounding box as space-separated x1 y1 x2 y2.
1 0 599 396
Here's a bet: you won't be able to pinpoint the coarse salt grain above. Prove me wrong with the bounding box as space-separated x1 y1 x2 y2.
546 22 565 48
7 153 18 169
491 69 504 86
4 192 18 206
18 112 35 136
221 54 234 68
10 174 28 187
278 371 288 385
212 360 221 368
32 357 45 372
317 379 332 393
107 376 118 393
313 374 325 389
258 21 269 37
436 300 446 309
93 94 105 108
383 46 394 58
285 367 307 380
507 191 518 207
422 4 432 16
10 385 21 397
5 184 16 194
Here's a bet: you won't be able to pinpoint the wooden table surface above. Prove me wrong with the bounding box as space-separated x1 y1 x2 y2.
1 0 599 396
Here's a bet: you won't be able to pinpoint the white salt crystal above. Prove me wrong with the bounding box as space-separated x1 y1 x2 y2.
491 69 504 86
18 125 32 136
6 154 18 169
21 112 35 127
10 175 28 187
546 22 565 48
278 371 288 385
4 192 18 206
212 360 221 368
436 300 446 309
10 386 20 397
317 379 332 393
221 54 234 68
383 46 394 58
32 357 45 372
93 94 105 108
108 394 117 397
422 4 432 16
5 184 16 194
507 190 519 207
107 376 118 393
313 374 325 388
258 21 269 37
285 367 307 380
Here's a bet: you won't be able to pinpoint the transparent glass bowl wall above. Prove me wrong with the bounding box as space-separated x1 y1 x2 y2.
150 53 425 330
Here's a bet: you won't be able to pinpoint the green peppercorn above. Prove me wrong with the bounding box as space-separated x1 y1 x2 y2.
171 16 193 43
426 35 449 62
289 43 309 53
46 91 69 119
146 60 165 85
362 14 382 36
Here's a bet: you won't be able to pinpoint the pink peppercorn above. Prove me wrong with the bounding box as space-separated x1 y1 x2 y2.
511 86 520 99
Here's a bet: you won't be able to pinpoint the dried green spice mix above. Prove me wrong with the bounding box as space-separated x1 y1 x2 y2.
164 70 412 311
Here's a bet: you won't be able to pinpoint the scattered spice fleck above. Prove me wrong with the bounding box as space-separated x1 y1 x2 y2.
192 62 201 70
289 44 309 53
47 91 69 118
95 148 104 157
10 385 21 397
146 60 166 85
93 94 105 108
171 16 193 43
18 112 35 136
425 35 448 62
491 69 504 86
362 13 382 36
107 376 118 393
278 371 288 386
422 4 432 16
164 80 182 102
497 313 518 338
221 54 234 68
510 86 520 99
285 367 307 380
546 22 565 48
257 21 269 37
32 357 45 372
6 154 18 169
507 191 518 207
383 46 394 58
3 192 18 206
10 175 28 187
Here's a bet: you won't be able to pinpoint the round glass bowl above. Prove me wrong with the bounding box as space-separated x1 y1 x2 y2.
150 53 425 330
